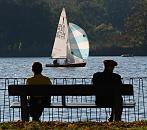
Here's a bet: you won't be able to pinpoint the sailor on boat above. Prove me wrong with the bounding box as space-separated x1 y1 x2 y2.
53 59 59 65
64 59 68 64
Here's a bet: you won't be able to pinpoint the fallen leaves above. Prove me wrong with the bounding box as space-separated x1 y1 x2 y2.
0 120 147 130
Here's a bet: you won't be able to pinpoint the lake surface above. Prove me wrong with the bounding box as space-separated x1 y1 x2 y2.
0 56 147 79
0 56 147 122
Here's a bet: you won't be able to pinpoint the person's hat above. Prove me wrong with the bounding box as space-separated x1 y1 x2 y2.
103 60 117 67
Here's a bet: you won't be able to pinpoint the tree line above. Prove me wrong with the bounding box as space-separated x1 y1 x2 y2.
0 0 146 56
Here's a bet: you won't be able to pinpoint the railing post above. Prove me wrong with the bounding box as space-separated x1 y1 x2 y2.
62 96 65 106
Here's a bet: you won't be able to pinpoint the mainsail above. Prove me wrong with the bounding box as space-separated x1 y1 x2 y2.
51 8 68 59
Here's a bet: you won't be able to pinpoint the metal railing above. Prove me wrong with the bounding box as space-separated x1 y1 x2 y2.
0 77 146 122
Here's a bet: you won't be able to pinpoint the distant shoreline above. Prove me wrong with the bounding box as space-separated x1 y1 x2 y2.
1 55 147 58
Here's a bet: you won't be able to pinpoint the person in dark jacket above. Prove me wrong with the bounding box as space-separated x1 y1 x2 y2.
92 60 123 121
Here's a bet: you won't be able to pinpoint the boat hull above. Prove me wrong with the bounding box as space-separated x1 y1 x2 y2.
46 62 86 67
121 54 133 57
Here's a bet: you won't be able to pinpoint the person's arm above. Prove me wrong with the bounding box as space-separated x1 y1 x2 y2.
115 74 123 95
92 73 97 84
47 77 52 85
26 78 30 85
26 81 28 85
26 78 31 100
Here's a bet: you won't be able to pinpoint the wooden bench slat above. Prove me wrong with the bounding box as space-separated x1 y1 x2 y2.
8 85 95 96
123 101 136 108
10 101 136 108
8 84 134 96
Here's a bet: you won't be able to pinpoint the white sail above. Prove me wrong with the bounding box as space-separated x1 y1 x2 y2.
51 8 68 59
68 23 89 63
46 8 89 67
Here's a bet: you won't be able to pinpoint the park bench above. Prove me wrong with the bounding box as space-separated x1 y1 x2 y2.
8 84 135 121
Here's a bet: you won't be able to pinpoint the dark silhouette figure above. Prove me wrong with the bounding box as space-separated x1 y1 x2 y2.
26 62 52 121
92 60 123 121
53 59 59 65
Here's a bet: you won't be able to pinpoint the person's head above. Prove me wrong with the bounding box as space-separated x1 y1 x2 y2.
32 62 43 75
103 60 117 72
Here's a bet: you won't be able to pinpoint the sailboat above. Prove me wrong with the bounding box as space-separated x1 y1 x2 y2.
46 8 89 67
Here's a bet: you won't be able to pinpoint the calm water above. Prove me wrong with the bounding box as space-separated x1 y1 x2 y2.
0 56 147 122
0 56 147 79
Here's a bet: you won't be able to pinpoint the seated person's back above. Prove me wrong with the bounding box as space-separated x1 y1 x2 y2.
26 62 52 121
92 60 123 121
27 74 51 85
93 71 122 97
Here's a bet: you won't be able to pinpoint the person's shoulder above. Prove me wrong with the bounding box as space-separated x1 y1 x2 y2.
93 72 103 79
113 73 121 78
26 76 34 84
42 75 52 83
26 76 34 81
93 72 102 76
42 75 50 79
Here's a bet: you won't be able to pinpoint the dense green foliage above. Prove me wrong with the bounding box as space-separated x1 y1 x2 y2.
0 0 146 56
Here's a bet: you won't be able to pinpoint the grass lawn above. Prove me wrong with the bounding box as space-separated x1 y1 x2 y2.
0 121 147 130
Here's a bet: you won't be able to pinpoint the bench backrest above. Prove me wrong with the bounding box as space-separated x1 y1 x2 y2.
8 84 133 96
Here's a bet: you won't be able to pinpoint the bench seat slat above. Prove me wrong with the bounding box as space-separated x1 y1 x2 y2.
10 101 135 108
123 101 136 108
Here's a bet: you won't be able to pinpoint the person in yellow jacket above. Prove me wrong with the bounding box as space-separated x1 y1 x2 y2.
26 62 52 121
